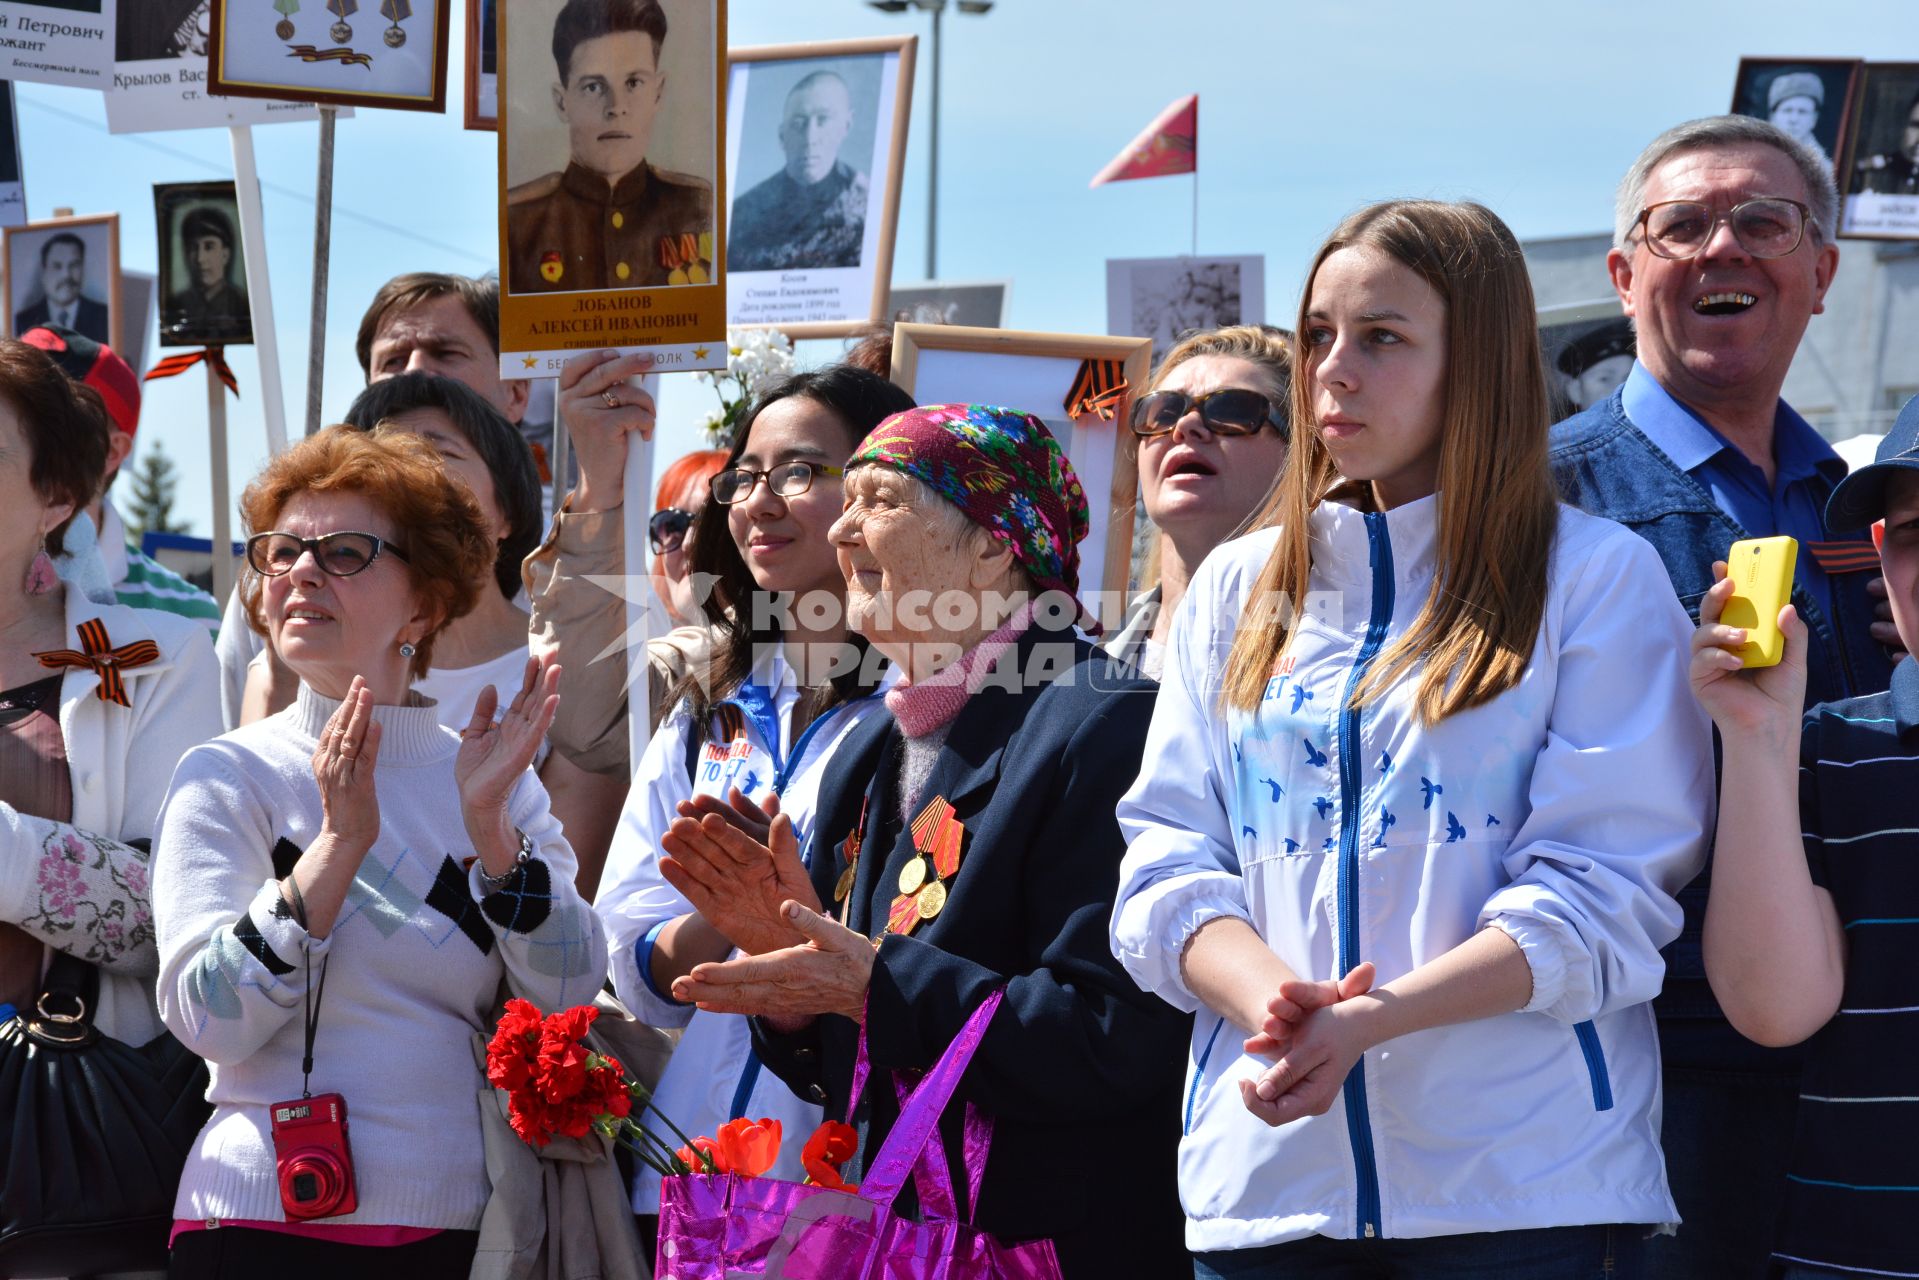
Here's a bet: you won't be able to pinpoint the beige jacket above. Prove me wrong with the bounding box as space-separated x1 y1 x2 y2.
523 501 715 778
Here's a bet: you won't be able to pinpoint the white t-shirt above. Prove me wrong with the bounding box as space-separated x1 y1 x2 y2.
414 643 552 769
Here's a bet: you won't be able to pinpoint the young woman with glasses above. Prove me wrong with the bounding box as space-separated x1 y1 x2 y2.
155 428 604 1278
1111 200 1715 1277
1108 325 1293 679
595 364 914 1220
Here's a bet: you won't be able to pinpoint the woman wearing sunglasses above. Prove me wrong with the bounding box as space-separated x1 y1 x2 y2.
595 364 914 1218
1112 201 1713 1276
154 428 605 1279
648 449 728 629
1107 326 1293 680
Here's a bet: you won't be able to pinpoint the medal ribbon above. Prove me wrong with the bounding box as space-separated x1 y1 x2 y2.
34 619 160 708
287 44 374 65
379 0 410 19
1064 358 1129 421
273 0 299 14
144 347 240 398
326 0 357 16
1806 539 1880 575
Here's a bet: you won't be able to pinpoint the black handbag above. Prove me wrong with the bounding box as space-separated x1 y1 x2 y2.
0 950 212 1278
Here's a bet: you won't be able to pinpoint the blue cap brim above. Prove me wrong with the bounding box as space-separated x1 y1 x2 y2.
1826 458 1919 532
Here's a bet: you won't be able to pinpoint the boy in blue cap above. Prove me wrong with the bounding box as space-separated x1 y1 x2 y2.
1691 393 1919 1280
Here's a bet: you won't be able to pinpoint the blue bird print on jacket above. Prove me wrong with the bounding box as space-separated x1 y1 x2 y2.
1378 750 1394 776
740 770 761 795
1420 776 1443 809
1445 811 1467 843
1290 684 1315 715
1323 836 1338 851
1302 737 1328 768
1259 778 1284 802
1233 741 1242 764
1313 796 1333 820
1373 809 1396 848
1486 814 1502 828
1283 837 1301 853
1242 825 1258 840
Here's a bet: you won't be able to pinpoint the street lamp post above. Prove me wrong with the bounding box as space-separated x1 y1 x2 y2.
866 0 993 281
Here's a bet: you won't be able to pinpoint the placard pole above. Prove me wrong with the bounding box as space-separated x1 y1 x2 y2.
208 360 234 613
621 423 656 768
305 106 339 438
228 126 289 456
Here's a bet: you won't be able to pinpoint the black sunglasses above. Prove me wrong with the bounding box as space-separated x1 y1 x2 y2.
246 530 409 579
1130 388 1288 440
648 507 694 555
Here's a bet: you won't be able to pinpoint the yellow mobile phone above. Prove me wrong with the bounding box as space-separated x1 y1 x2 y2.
1723 536 1798 668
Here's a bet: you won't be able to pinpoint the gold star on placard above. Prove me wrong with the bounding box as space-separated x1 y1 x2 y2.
692 346 710 360
521 355 538 369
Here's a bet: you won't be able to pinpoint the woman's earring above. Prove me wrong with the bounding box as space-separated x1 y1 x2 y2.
24 538 55 595
399 641 417 659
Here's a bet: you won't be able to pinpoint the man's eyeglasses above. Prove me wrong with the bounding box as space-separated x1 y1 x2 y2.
1633 198 1813 260
246 531 408 579
1130 388 1289 440
648 507 694 555
709 460 845 506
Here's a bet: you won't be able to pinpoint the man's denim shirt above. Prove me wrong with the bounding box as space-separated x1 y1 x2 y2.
1549 375 1892 1045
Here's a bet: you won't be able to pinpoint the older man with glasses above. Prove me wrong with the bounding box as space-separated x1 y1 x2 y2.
1550 115 1893 1280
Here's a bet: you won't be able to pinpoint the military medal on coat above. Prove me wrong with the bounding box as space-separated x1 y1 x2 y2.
883 795 965 937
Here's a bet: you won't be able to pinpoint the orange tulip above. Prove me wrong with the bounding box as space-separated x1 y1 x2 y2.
714 1117 782 1178
801 1119 859 1191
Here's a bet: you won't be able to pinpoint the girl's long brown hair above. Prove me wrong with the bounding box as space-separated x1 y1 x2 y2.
1220 200 1559 723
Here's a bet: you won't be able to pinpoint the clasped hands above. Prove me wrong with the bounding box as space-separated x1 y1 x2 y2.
1238 960 1380 1128
659 788 874 1025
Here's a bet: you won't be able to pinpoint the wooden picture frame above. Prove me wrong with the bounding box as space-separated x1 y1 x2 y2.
1836 61 1919 242
207 0 453 114
725 34 915 338
889 323 1151 629
3 212 124 356
1728 57 1861 184
463 0 496 130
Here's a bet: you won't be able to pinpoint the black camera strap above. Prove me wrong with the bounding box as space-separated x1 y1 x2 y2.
285 874 330 1101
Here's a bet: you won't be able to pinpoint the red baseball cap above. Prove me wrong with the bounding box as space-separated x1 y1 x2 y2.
19 324 141 437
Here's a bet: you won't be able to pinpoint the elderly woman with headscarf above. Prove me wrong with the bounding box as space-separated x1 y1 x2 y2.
658 404 1190 1277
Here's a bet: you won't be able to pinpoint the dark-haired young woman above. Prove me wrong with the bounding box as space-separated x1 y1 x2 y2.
595 363 913 1211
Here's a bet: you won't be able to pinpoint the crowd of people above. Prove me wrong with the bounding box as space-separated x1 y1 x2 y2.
2 109 1913 1280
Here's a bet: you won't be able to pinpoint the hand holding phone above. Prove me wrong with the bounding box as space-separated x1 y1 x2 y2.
1721 537 1798 668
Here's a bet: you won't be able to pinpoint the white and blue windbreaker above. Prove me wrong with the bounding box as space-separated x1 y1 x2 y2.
597 645 896 1210
1112 494 1714 1252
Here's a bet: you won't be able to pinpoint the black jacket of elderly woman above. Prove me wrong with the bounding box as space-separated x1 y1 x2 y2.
751 619 1189 1276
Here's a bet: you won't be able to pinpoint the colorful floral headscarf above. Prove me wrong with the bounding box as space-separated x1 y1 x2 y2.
848 404 1092 605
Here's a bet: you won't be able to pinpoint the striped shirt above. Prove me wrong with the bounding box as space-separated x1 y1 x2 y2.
1781 657 1919 1277
99 504 220 635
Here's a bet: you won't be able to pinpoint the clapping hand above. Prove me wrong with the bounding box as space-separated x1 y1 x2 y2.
313 676 383 850
456 653 561 818
660 803 821 955
1239 961 1375 1128
671 902 874 1025
677 786 779 847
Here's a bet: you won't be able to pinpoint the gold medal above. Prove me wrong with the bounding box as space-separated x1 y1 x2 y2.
915 879 947 920
834 864 857 903
897 857 928 895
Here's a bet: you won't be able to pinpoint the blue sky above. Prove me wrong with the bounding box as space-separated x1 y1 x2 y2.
14 0 1911 535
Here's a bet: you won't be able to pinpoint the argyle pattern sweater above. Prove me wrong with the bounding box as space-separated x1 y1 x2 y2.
154 685 606 1230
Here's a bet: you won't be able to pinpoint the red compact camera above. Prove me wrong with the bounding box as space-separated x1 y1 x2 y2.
269 1093 358 1220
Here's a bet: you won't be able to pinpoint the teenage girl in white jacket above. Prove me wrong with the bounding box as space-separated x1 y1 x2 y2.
1111 199 1714 1278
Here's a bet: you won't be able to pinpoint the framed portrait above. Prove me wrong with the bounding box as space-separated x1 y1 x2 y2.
889 323 1151 629
1106 253 1265 371
724 34 915 337
1729 57 1860 179
108 0 332 132
462 0 495 129
1537 297 1632 423
497 0 728 376
1837 62 1919 241
0 82 23 229
888 278 1009 329
0 0 117 90
206 0 452 113
154 181 254 348
2 213 122 352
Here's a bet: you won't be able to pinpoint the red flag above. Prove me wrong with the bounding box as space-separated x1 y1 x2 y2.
1090 94 1197 187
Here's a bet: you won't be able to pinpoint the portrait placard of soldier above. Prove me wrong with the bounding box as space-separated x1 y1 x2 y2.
1105 254 1266 370
1537 301 1633 421
463 0 497 129
205 0 451 113
723 35 914 337
154 180 253 348
1838 62 1919 242
2 213 121 351
107 0 330 134
1729 58 1860 175
497 0 727 375
0 0 118 90
0 83 24 229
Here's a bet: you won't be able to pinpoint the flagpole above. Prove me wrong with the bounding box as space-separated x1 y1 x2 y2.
1191 169 1198 257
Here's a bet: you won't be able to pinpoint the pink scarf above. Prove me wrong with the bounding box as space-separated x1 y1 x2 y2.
883 601 1037 739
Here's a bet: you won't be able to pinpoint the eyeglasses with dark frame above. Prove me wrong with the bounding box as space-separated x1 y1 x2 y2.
1632 197 1813 260
246 531 410 579
648 507 695 555
1130 387 1290 440
709 460 846 506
